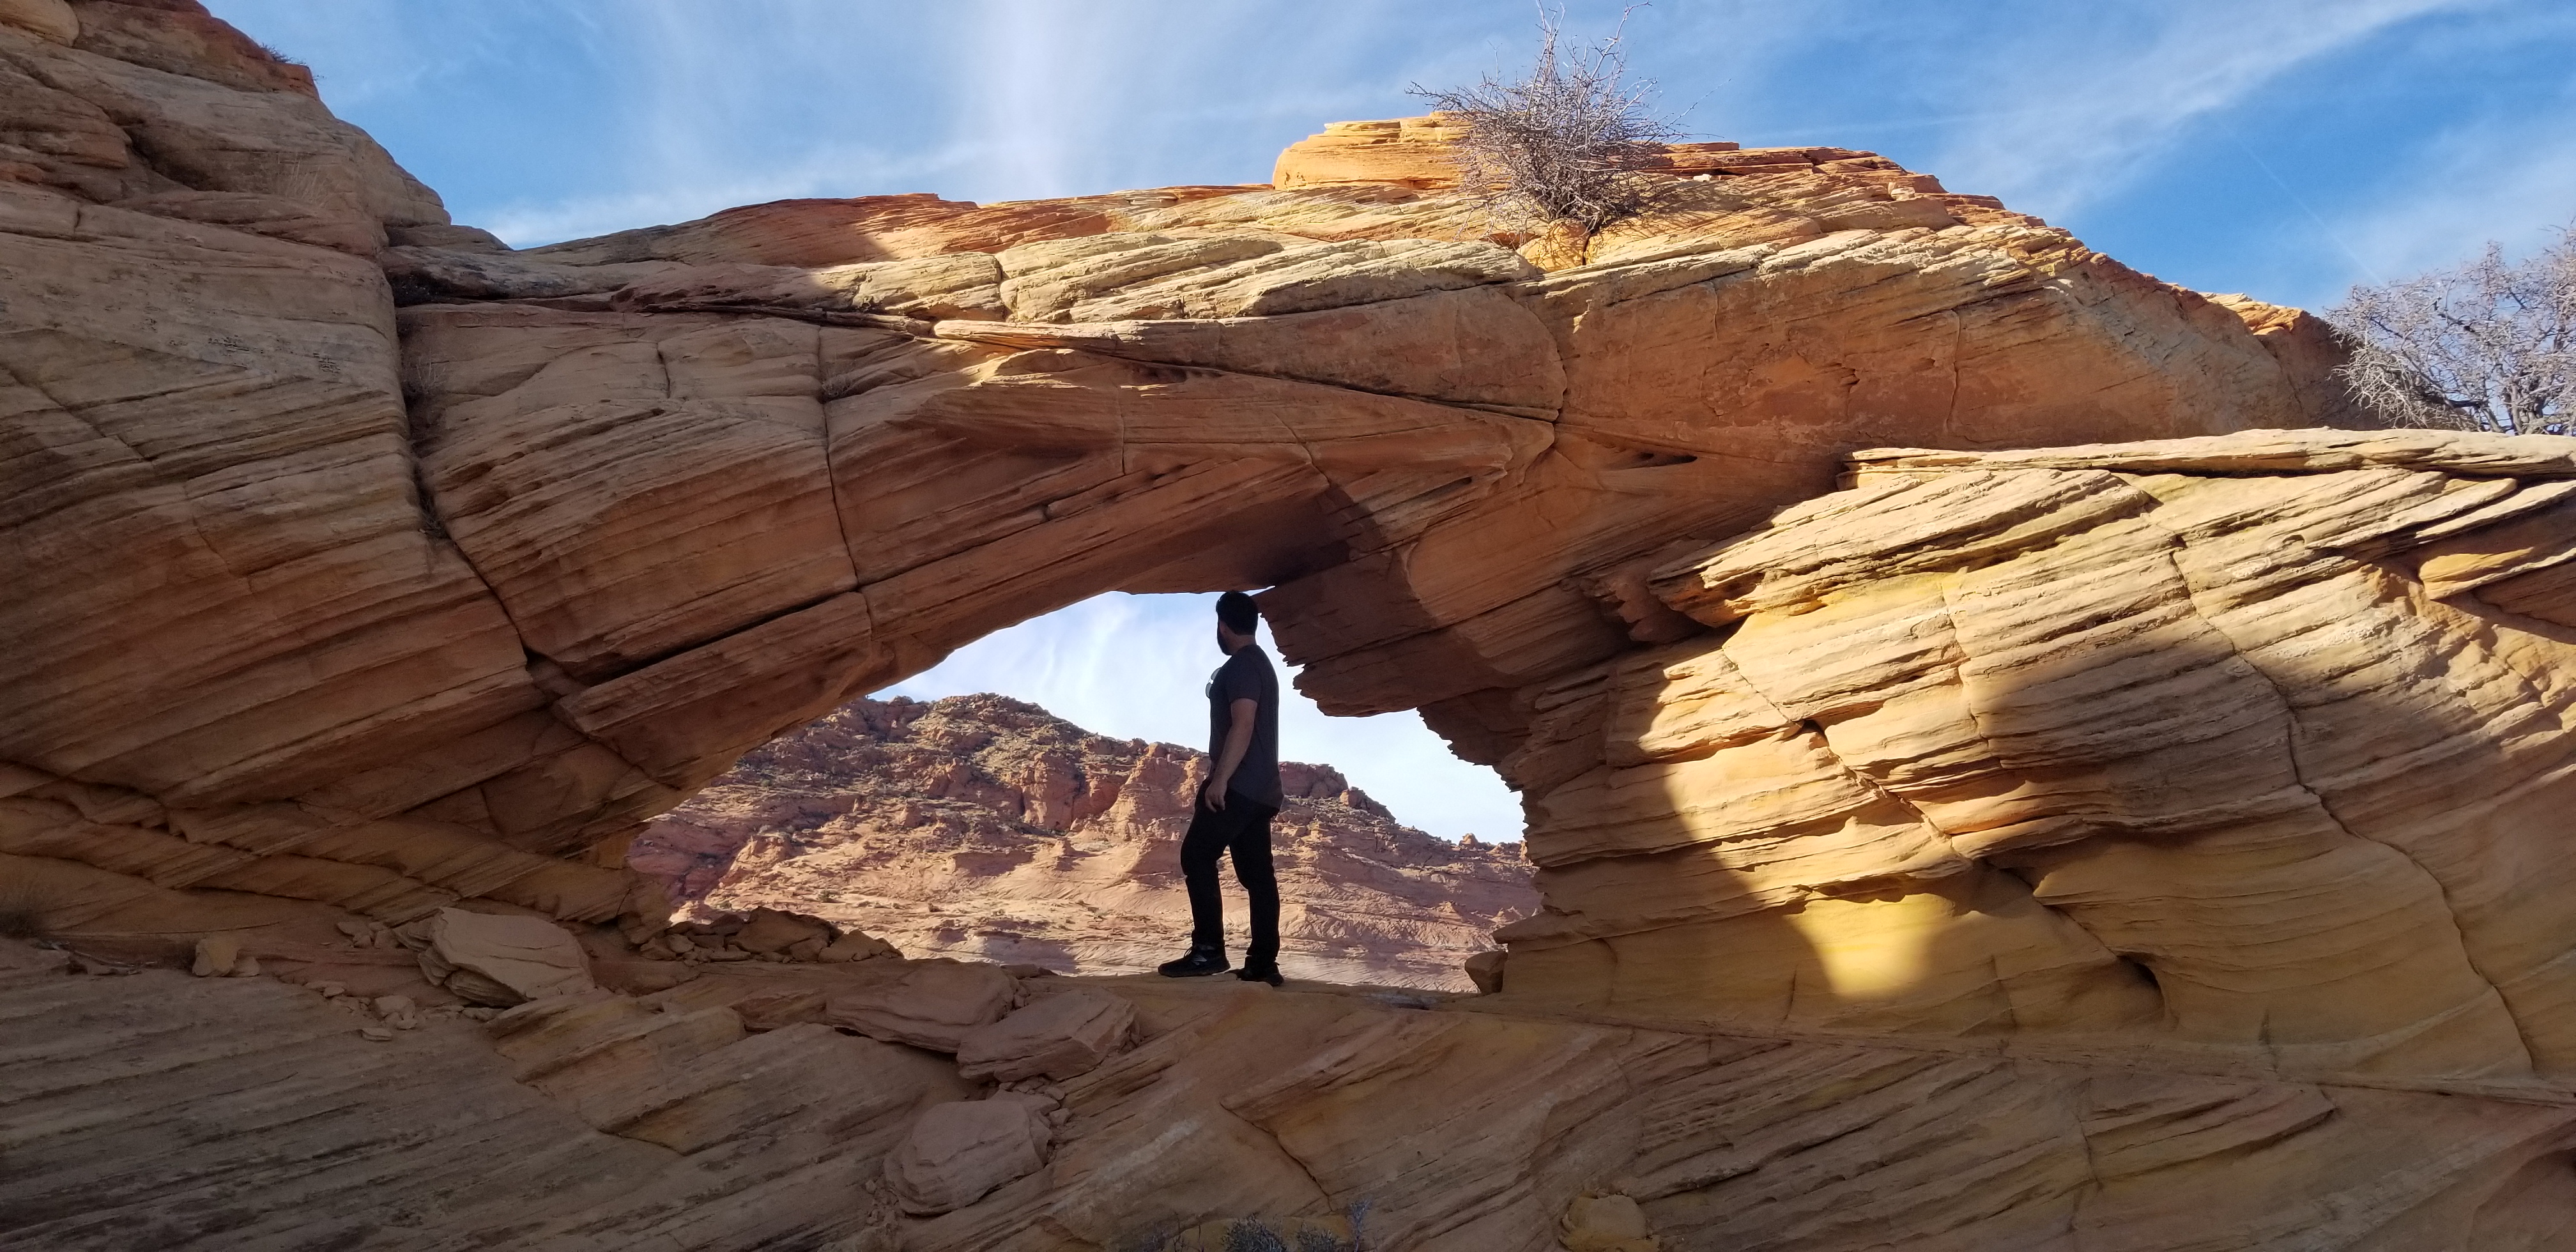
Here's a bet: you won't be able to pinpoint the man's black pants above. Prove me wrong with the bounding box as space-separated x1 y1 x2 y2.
1180 795 1279 968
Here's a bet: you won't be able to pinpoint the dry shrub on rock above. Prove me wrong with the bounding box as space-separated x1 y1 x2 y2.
2331 226 2576 435
1408 5 1684 233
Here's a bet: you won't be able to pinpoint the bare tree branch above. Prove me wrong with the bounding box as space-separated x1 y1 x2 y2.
2329 228 2576 436
1407 4 1685 233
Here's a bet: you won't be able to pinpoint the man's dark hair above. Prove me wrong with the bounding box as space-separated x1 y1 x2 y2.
1216 590 1260 634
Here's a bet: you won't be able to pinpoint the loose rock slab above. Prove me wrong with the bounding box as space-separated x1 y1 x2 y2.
889 1094 1055 1216
954 988 1135 1083
414 908 595 1006
824 959 1015 1051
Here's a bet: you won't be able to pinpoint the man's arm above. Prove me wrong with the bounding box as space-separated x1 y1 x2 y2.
1201 697 1258 811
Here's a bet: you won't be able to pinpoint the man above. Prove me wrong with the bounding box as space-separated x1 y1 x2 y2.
1158 590 1285 986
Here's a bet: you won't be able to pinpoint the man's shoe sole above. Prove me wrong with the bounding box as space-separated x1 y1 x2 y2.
1158 963 1230 978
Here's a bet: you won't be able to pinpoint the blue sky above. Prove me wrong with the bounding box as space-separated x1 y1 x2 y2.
209 0 2576 839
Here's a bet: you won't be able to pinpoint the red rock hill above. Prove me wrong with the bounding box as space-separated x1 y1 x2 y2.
631 694 1535 989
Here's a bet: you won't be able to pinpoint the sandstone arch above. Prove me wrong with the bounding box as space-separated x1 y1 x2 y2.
3 141 2344 956
13 0 2571 1084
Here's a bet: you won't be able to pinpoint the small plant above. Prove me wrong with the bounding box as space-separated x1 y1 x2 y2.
2329 226 2576 436
1409 4 1685 233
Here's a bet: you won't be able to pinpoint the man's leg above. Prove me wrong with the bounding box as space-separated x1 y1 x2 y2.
1161 803 1233 976
1178 804 1228 951
1229 801 1281 975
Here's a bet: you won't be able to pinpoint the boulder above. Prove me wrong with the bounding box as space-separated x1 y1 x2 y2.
371 994 421 1031
189 934 240 978
1463 950 1505 995
823 960 1015 1051
1561 1193 1659 1252
816 930 899 963
0 0 77 45
726 906 830 954
413 908 594 1007
954 989 1135 1083
887 1095 1054 1216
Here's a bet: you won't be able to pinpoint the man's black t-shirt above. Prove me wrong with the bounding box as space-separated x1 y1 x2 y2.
1206 643 1283 807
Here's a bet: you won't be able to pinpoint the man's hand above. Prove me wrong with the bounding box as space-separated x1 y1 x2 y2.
1203 697 1257 813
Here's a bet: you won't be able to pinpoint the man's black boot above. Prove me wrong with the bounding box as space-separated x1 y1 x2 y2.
1235 963 1283 988
1157 945 1230 977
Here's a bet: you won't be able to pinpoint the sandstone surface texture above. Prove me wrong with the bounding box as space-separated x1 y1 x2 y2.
632 693 1535 990
13 935 2576 1250
10 3 2575 1248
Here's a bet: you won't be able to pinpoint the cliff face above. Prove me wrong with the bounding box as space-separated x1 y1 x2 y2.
632 694 1534 989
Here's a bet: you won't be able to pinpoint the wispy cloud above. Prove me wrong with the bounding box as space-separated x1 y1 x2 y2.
953 1 1123 199
1901 0 2474 218
318 0 1482 241
2322 114 2576 302
933 1 1498 199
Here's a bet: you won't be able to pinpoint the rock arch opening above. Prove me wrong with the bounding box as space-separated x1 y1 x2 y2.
881 591 1524 842
627 590 1538 989
4 84 2420 1063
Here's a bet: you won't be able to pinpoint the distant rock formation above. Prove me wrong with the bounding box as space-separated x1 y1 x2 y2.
632 694 1535 990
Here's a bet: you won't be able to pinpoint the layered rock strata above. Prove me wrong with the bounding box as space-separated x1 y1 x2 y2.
0 0 2453 1064
10 938 2575 1251
632 694 1535 990
1491 429 2576 1091
1 0 2366 991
